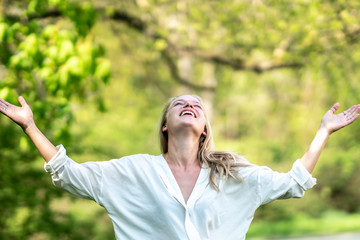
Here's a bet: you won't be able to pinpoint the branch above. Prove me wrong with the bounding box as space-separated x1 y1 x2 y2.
4 9 62 22
103 9 146 32
7 7 303 71
103 10 304 73
175 47 303 73
161 50 215 92
245 62 303 73
4 6 304 79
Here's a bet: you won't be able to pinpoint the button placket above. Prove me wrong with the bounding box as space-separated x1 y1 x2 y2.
184 207 201 240
155 163 186 207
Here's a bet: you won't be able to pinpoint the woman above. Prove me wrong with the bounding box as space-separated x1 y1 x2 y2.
1 95 359 240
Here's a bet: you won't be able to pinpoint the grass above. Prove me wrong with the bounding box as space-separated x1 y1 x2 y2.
247 211 360 239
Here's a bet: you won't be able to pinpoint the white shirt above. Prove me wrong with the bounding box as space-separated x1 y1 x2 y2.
44 145 316 240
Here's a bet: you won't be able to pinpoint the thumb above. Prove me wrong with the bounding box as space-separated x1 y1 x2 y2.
18 96 28 107
329 102 340 114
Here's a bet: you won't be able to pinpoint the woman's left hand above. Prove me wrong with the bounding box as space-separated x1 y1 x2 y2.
320 103 360 134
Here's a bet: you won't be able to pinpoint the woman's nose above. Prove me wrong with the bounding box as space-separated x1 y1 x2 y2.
184 103 194 108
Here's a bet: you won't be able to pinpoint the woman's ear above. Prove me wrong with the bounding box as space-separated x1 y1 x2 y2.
202 126 207 136
200 131 207 143
162 125 168 132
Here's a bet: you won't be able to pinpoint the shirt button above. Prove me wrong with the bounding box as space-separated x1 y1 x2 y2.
188 209 193 217
45 165 53 172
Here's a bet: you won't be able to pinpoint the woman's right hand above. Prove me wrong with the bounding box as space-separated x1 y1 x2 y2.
0 96 35 131
1 96 58 162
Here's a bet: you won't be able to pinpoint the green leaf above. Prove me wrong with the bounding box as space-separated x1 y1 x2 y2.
0 22 7 42
65 56 84 76
58 40 75 63
94 58 111 83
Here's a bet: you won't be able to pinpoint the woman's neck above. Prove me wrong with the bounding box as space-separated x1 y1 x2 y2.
164 134 200 169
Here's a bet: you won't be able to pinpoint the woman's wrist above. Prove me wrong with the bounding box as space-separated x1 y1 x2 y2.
318 123 333 136
23 120 36 135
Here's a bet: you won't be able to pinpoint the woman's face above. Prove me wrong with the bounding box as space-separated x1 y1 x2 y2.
162 95 207 137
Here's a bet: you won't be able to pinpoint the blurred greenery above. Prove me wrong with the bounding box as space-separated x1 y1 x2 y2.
1 0 360 239
248 211 360 239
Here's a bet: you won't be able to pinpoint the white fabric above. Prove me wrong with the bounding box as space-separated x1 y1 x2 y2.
45 145 316 240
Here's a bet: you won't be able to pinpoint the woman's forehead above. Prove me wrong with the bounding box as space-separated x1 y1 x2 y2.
173 95 202 104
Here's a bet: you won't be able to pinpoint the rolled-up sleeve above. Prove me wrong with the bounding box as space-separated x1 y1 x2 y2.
44 145 68 174
289 159 317 190
44 145 103 205
258 159 316 205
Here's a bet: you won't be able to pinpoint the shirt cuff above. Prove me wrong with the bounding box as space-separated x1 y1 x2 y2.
290 159 317 190
44 144 67 174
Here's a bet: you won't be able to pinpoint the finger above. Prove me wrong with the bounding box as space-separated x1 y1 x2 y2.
0 103 8 114
355 105 360 113
346 112 359 124
0 98 9 107
350 106 359 115
18 96 28 108
344 105 360 119
344 105 360 116
343 107 353 117
0 98 9 113
329 103 340 113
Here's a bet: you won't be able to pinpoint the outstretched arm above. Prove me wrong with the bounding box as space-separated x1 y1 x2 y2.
300 103 360 173
0 96 58 162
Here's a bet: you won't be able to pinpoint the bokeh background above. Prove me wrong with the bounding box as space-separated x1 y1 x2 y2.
1 0 360 239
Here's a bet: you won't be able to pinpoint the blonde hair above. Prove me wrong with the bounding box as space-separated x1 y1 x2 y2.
159 95 250 191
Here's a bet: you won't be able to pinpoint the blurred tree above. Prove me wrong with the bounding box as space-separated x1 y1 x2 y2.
0 0 110 238
82 0 360 217
92 0 360 222
2 0 360 238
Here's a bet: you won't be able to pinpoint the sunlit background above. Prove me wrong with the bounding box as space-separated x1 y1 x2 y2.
1 0 360 239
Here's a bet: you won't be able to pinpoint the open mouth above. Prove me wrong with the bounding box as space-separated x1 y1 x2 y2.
180 110 196 118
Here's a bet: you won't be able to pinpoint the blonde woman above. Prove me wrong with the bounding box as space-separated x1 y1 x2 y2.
1 95 359 240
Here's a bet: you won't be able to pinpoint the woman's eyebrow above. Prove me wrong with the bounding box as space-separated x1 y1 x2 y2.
174 99 202 105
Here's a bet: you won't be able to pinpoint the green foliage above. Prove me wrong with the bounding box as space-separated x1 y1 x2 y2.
2 0 360 238
316 146 360 213
0 0 110 238
248 211 360 239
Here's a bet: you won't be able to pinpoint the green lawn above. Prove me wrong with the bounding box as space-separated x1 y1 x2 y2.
247 211 360 239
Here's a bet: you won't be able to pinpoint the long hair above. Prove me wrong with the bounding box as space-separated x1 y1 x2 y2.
159 95 251 191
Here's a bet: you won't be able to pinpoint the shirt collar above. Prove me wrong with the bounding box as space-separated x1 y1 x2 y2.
155 154 209 208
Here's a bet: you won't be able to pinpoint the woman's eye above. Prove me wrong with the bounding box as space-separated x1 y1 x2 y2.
174 102 182 106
